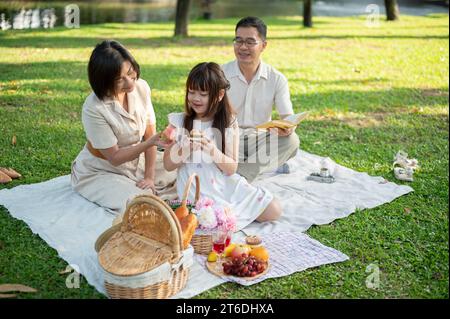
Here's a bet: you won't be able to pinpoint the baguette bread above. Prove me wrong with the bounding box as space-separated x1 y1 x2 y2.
180 213 198 249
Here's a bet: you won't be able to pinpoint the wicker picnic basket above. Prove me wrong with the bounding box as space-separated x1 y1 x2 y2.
95 194 193 299
177 174 213 255
191 233 213 255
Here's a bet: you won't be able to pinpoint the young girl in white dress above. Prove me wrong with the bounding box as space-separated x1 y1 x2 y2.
163 62 282 231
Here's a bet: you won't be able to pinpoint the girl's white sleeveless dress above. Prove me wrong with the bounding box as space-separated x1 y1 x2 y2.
168 112 273 231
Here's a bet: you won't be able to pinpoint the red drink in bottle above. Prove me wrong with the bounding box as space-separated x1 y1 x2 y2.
225 236 231 247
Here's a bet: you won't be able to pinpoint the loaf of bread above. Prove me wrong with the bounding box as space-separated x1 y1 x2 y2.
0 167 21 179
180 213 198 249
0 171 12 184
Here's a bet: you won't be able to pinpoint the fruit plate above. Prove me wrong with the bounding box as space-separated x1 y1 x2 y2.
206 258 270 281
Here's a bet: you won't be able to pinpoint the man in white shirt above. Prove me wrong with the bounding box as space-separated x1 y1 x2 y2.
222 16 300 182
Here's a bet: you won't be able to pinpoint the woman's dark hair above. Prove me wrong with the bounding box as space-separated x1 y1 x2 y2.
183 62 235 153
87 40 140 100
235 16 267 40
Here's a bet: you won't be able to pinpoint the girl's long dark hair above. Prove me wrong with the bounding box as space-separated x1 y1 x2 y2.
183 62 235 152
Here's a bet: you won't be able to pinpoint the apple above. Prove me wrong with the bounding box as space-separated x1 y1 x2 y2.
161 125 176 142
230 244 251 259
224 243 236 258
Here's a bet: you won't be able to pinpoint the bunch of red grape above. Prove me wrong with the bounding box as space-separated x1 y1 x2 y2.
222 253 267 277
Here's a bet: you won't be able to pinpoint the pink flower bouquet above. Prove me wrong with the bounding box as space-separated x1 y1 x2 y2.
192 197 236 233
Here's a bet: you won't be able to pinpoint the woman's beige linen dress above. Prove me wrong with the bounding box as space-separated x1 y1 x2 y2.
71 79 176 214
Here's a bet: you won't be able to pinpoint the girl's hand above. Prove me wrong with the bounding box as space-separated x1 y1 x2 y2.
199 136 217 157
136 177 156 193
178 135 194 161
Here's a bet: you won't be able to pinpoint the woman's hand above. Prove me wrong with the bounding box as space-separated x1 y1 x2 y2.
136 177 156 193
148 132 175 149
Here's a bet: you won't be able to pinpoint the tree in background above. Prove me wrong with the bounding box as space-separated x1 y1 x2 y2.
202 0 213 20
174 0 192 37
303 0 312 27
385 0 400 21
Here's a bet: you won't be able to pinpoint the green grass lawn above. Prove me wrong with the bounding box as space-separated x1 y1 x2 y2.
0 14 448 299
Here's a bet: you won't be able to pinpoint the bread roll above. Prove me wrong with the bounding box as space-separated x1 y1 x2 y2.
180 214 198 249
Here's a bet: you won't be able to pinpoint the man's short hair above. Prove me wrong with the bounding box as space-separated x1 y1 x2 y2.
235 16 267 40
88 40 140 100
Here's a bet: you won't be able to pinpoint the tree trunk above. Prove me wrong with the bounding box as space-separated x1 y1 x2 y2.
174 0 192 37
202 0 212 20
303 0 312 28
384 0 400 21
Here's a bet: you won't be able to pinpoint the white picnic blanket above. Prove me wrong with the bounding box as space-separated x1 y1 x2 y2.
0 150 413 298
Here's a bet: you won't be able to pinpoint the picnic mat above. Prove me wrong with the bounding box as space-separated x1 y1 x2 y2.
195 232 349 286
0 150 413 298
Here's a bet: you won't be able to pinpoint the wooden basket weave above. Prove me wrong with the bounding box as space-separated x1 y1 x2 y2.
179 174 213 255
95 194 191 299
190 233 213 255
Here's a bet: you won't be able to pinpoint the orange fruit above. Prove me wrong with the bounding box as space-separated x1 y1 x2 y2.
249 246 269 262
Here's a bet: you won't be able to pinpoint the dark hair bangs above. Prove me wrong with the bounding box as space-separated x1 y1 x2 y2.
187 66 211 92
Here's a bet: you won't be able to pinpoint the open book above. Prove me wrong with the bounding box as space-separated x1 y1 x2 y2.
255 111 310 129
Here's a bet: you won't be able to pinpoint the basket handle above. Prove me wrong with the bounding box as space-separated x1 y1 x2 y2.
180 173 200 207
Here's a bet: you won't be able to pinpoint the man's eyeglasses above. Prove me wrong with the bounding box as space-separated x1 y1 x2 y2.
233 38 263 47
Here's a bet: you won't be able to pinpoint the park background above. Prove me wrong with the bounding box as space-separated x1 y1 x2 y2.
0 0 448 298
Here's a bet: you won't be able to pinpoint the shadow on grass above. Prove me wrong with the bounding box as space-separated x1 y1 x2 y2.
0 32 448 49
293 87 449 113
290 77 390 85
0 61 192 89
0 61 189 112
1 58 447 118
1 59 447 115
0 34 231 48
271 34 450 40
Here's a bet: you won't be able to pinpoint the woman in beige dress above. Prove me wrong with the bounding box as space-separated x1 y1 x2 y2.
71 40 175 214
